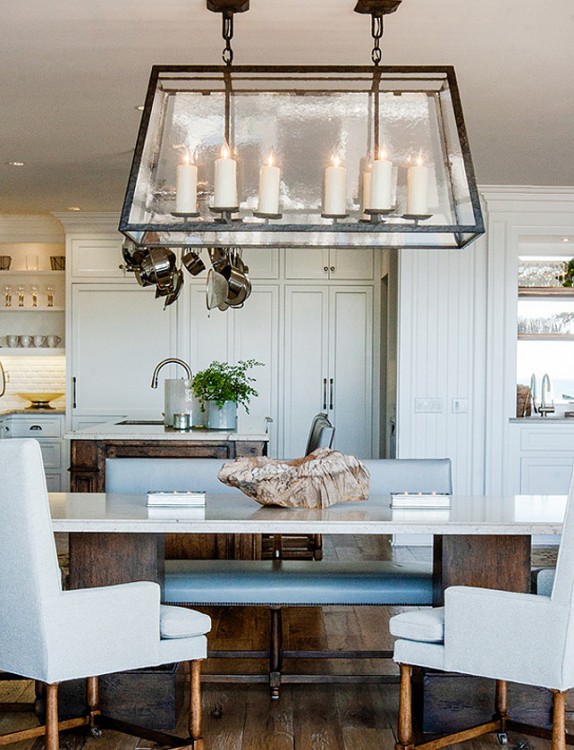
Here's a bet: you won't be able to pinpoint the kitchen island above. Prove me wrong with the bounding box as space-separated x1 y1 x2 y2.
65 419 268 492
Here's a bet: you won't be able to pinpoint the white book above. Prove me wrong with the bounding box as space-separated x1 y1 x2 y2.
147 506 206 519
146 490 206 507
391 507 451 521
390 492 451 509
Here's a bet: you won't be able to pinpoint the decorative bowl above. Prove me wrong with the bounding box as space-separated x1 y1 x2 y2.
17 392 64 410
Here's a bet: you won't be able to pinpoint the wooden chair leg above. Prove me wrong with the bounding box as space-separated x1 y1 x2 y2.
494 679 508 731
45 683 59 750
396 664 414 750
86 676 101 734
551 690 567 750
269 606 283 699
189 659 204 750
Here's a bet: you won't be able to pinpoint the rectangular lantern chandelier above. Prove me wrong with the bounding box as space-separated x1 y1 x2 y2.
119 1 484 251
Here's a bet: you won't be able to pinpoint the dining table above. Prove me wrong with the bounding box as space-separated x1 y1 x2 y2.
49 491 566 732
49 491 566 598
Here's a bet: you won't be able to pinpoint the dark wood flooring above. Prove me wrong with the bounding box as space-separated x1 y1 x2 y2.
0 536 564 750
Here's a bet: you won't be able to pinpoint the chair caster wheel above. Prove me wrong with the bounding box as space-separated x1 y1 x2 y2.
497 733 508 745
90 727 103 737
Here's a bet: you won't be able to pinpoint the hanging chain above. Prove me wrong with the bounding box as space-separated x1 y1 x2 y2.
371 13 383 66
222 12 234 66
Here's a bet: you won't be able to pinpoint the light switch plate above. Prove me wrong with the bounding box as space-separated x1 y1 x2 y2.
414 397 444 413
452 398 469 413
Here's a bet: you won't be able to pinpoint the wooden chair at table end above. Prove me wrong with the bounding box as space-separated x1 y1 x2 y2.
390 471 574 750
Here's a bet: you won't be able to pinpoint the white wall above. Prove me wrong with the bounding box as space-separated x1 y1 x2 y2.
395 187 574 495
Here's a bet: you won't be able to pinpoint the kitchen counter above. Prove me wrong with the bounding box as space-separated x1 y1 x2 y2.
510 417 574 423
64 420 268 442
1 408 65 416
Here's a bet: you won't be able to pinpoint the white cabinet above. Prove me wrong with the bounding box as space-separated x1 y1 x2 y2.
69 284 177 417
183 282 280 453
283 286 374 458
4 413 66 490
69 237 129 279
284 248 374 281
509 421 574 494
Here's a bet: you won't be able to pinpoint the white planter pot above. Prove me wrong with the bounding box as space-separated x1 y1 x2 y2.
207 400 237 430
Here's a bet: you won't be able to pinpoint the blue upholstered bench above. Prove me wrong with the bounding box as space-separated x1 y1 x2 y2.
105 456 452 695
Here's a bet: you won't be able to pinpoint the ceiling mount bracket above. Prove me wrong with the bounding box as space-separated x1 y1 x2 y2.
206 0 249 14
354 0 402 16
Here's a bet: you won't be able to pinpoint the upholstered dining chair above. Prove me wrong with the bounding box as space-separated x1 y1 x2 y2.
0 438 211 750
305 412 335 455
390 472 574 750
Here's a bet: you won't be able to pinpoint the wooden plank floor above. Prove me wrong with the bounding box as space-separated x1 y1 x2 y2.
1 536 563 750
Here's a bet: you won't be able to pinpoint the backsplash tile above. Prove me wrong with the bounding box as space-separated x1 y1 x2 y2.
0 356 65 411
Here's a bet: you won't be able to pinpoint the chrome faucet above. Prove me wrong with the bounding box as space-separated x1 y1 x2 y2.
538 373 555 417
530 373 537 415
150 358 192 388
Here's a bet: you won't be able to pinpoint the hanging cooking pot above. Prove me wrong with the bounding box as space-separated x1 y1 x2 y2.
122 239 147 271
208 247 228 274
223 248 251 307
182 249 206 276
163 268 184 308
150 248 177 288
135 250 156 286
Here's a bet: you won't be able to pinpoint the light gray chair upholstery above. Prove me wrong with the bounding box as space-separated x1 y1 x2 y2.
105 457 241 495
390 471 574 750
0 439 211 750
304 412 335 455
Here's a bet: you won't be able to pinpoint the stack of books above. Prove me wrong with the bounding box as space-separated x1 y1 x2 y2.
146 490 206 519
146 490 206 507
389 492 451 509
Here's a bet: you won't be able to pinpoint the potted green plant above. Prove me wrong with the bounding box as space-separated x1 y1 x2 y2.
192 359 263 430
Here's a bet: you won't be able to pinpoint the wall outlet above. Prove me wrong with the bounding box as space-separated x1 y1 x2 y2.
414 397 444 413
452 398 469 413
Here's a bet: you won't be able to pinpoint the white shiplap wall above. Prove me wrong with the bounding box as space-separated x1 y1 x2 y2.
396 188 574 496
395 238 488 495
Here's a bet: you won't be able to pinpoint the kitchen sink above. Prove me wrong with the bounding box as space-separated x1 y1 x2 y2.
116 419 165 425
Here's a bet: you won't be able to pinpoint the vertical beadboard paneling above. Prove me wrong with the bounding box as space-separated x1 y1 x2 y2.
397 244 485 494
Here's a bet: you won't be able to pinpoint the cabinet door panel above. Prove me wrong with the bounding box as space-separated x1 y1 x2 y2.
330 287 374 457
329 248 374 280
187 283 232 370
283 287 329 457
71 284 176 413
231 286 279 452
70 238 126 278
284 248 330 280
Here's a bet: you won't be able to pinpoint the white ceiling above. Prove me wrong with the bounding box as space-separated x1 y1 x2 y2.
1 0 573 215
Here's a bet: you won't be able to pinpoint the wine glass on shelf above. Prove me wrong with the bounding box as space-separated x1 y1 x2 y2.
31 285 38 308
17 285 25 307
4 285 12 307
46 286 54 308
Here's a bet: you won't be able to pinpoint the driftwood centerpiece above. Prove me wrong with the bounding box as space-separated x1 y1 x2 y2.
218 448 370 508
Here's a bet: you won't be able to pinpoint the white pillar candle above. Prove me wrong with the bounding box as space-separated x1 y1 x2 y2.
257 153 281 215
361 168 372 214
175 158 198 213
214 143 238 208
406 156 429 215
323 156 347 216
369 155 393 211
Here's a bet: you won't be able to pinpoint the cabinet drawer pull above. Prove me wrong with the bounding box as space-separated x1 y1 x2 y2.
323 266 329 273
29 425 43 431
322 378 327 410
